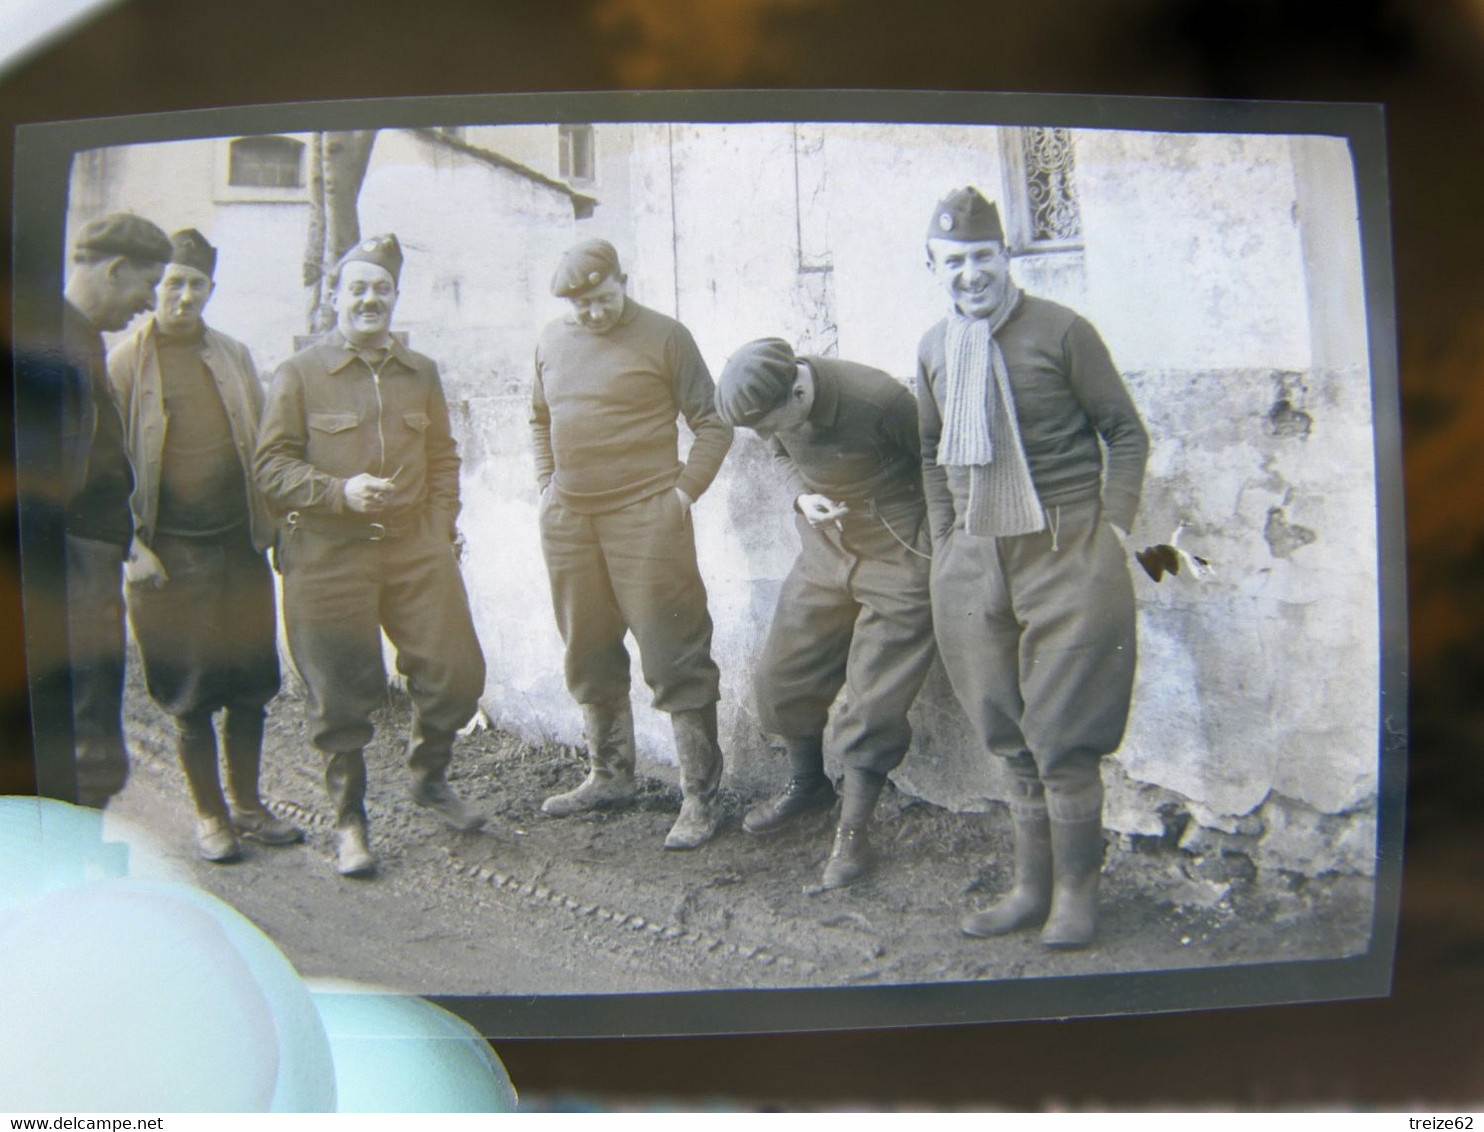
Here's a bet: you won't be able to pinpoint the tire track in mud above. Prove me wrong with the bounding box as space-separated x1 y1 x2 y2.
118 672 1378 996
122 696 819 991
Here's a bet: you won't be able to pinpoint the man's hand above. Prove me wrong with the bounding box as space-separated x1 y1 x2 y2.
344 473 397 514
124 542 168 588
797 493 850 528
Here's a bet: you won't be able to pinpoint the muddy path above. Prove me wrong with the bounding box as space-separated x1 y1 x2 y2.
110 665 1376 1002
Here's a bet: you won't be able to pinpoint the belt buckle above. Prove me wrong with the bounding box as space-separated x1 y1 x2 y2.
367 521 387 542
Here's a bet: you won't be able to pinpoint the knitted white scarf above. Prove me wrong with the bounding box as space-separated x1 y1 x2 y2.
939 283 1044 537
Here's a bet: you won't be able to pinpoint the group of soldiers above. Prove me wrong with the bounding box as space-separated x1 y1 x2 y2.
56 183 1146 950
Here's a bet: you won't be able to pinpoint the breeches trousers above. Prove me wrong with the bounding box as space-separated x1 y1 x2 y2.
280 523 486 753
931 498 1136 779
755 510 936 775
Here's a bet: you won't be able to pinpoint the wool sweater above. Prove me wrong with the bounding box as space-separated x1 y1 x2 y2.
152 330 248 536
917 293 1148 539
770 356 922 511
531 299 733 514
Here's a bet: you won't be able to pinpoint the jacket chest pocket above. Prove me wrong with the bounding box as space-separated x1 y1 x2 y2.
306 411 362 468
403 411 430 434
308 411 359 435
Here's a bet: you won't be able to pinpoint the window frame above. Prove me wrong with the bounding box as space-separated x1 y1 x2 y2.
213 133 312 203
999 125 1084 255
557 123 596 187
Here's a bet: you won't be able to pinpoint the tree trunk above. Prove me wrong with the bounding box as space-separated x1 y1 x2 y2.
303 129 378 334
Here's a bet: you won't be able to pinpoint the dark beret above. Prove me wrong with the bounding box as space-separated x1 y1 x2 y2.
169 228 217 278
716 338 798 427
74 212 172 264
335 233 403 284
551 238 622 298
927 187 1005 244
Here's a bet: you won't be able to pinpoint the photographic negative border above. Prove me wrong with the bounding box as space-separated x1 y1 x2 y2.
11 89 1406 1038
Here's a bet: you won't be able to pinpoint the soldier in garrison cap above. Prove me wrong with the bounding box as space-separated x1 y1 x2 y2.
917 186 1149 949
716 339 936 889
60 211 173 808
256 234 488 878
531 238 734 850
109 229 303 863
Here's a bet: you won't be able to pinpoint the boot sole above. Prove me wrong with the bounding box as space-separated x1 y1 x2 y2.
239 827 306 846
960 899 1052 938
962 916 1044 939
196 826 242 864
819 866 870 889
426 811 487 833
1042 937 1094 950
663 826 721 850
742 802 836 836
410 796 488 832
541 793 636 818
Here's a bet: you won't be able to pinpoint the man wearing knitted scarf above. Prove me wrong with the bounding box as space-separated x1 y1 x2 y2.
916 187 1149 949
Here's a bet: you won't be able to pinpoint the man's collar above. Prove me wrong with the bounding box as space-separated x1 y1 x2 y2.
323 329 412 373
803 358 840 429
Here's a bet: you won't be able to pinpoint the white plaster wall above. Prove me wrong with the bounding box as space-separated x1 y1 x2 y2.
1120 362 1379 819
819 123 1008 375
623 123 682 316
669 123 824 362
195 202 314 373
356 129 578 401
1076 129 1314 373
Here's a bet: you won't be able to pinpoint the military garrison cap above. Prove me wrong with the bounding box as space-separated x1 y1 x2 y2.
927 187 1005 243
169 228 217 278
74 213 172 264
335 233 403 284
551 238 622 298
715 338 798 427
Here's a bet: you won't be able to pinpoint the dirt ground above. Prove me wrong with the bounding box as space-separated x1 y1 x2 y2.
110 665 1376 1003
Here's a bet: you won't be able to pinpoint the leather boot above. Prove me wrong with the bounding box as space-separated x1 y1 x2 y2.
326 749 376 877
743 735 836 835
664 703 723 850
820 768 885 888
542 698 638 816
175 714 240 864
407 722 486 832
222 705 304 846
1041 771 1105 949
963 755 1052 937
